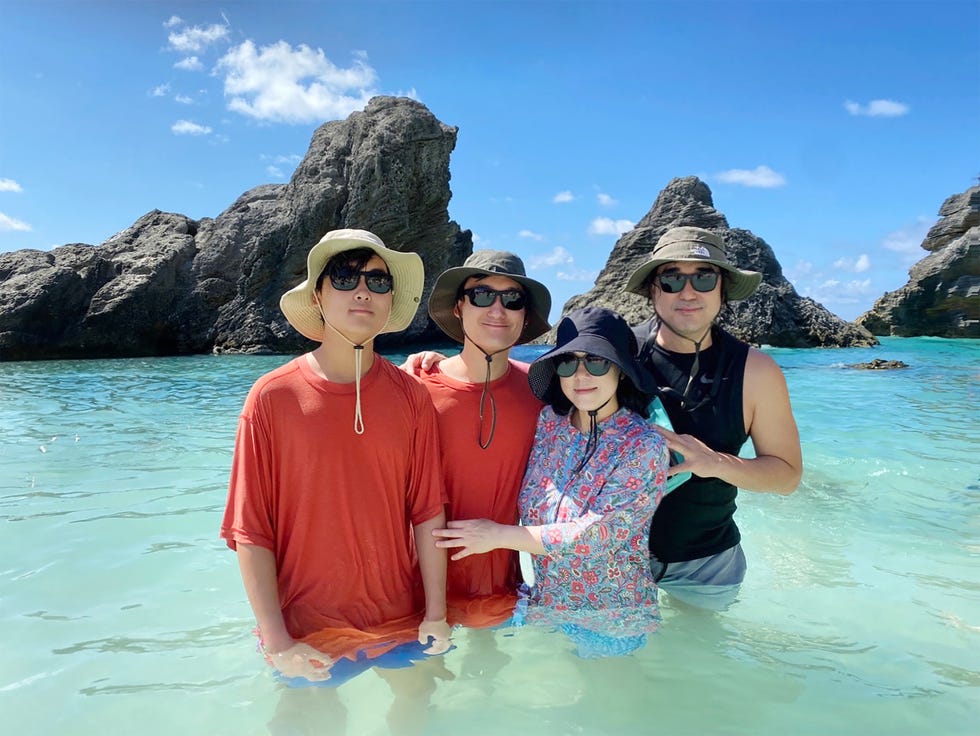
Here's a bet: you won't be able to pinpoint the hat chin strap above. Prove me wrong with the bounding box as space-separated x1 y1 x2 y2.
460 327 516 450
314 294 384 436
573 395 614 474
654 311 711 406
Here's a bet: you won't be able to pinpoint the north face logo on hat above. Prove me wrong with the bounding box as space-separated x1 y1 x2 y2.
689 245 711 257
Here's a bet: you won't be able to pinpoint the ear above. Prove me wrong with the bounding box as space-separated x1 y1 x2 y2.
453 304 461 319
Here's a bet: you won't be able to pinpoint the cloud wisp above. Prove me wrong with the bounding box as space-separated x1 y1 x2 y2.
844 99 910 117
0 212 32 232
552 190 574 204
714 165 786 188
0 178 23 193
171 120 213 136
589 217 634 236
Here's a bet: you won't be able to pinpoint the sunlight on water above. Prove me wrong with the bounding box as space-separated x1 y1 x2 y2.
0 339 978 735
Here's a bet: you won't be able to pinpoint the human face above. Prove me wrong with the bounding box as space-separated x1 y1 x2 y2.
558 351 621 422
454 274 526 353
314 254 392 343
650 262 722 345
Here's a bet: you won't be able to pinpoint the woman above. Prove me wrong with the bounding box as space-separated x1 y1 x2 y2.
433 307 670 656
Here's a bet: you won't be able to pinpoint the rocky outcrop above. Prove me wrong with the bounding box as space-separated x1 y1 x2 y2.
856 186 979 338
0 96 470 360
561 177 877 347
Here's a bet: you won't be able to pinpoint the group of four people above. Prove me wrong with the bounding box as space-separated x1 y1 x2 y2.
220 225 803 683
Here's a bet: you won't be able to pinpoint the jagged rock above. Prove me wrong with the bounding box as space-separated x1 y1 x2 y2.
0 96 470 360
559 177 878 347
848 359 908 370
856 186 980 338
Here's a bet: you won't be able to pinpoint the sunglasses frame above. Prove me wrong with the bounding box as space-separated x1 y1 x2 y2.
655 270 721 294
329 268 394 294
461 286 528 311
554 354 613 378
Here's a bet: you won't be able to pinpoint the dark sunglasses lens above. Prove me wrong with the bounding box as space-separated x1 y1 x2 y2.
499 290 527 310
330 270 360 291
467 288 496 307
584 357 611 376
657 274 686 293
364 272 393 294
555 358 579 377
692 272 719 292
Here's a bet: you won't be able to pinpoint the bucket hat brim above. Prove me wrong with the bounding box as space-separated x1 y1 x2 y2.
427 251 551 344
625 227 762 301
279 229 424 341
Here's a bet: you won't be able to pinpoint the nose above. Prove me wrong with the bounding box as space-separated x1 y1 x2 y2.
352 275 372 298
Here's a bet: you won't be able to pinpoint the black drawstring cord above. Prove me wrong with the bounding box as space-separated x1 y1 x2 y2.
478 352 497 449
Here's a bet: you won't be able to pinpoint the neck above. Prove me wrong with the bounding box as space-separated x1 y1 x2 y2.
444 341 512 383
309 339 375 382
571 399 618 432
654 320 714 353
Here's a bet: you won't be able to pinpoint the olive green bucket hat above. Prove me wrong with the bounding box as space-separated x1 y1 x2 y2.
427 250 552 344
625 226 762 301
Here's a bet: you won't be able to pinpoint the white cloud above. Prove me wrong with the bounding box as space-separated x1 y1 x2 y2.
175 94 193 105
844 99 910 117
518 229 545 242
168 23 229 53
267 165 284 178
527 246 573 270
833 253 871 273
596 192 616 207
557 267 598 282
589 217 634 236
0 178 23 193
151 83 170 97
714 165 786 188
552 190 574 203
801 278 874 310
881 217 932 263
0 212 31 231
174 56 204 72
216 40 378 124
171 119 212 135
164 15 183 29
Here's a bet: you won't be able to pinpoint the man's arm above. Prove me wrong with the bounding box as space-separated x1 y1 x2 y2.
413 512 451 653
660 350 802 495
398 351 449 376
237 543 332 680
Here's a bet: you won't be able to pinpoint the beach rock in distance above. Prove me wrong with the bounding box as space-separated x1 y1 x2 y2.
0 96 470 360
558 177 878 347
856 185 979 338
848 359 909 370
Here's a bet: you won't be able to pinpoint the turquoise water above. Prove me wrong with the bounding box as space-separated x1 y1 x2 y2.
1 338 978 736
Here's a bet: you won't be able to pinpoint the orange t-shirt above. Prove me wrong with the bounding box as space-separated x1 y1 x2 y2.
221 356 446 657
419 360 542 608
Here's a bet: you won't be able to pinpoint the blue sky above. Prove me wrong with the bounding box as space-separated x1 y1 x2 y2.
1 1 977 321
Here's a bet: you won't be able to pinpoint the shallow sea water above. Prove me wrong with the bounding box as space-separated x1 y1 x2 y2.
1 337 978 736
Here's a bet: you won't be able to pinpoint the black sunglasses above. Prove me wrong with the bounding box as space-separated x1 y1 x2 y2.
329 268 393 294
656 271 720 294
555 355 613 378
462 286 527 311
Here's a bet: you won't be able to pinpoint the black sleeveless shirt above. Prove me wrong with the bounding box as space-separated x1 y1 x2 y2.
634 320 750 562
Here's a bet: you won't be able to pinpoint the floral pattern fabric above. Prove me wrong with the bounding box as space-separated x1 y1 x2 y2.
518 406 669 636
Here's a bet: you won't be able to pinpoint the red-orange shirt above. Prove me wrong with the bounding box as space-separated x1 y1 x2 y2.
221 355 446 646
419 360 542 599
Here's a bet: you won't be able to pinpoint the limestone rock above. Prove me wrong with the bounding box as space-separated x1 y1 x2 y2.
0 97 470 360
856 186 980 337
559 177 877 347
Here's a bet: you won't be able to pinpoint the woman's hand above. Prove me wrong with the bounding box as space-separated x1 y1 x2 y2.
432 519 505 560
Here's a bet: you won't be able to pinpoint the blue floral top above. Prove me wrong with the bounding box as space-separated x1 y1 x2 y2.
518 405 669 635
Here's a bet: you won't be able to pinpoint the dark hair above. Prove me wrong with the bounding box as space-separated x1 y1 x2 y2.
541 360 650 420
315 247 383 291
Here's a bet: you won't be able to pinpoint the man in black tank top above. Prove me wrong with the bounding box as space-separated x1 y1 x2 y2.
625 226 802 609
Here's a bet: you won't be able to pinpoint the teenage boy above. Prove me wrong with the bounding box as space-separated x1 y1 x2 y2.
221 229 450 682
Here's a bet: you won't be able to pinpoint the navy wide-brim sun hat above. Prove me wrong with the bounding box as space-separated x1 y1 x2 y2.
528 307 654 401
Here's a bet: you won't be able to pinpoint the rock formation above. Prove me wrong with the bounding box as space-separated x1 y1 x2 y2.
561 177 877 347
0 96 470 360
856 186 979 338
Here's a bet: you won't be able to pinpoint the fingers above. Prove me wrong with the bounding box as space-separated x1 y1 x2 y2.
269 644 334 682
